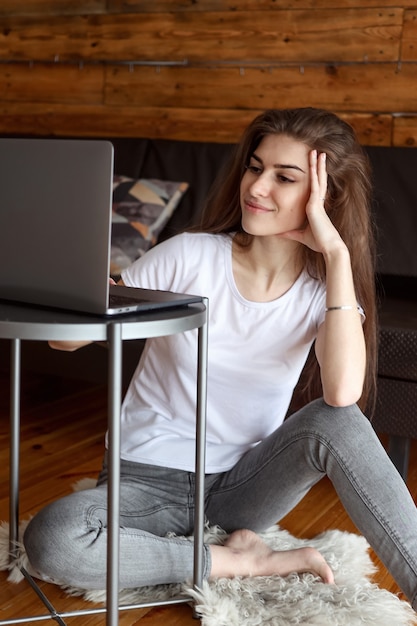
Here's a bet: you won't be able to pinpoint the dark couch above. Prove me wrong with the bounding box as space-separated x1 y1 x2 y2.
1 138 417 477
365 147 417 479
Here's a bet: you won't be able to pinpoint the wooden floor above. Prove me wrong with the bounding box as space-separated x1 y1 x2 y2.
0 367 416 625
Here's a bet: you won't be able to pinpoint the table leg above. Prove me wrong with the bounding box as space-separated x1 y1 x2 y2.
107 323 123 626
9 339 21 561
193 299 209 592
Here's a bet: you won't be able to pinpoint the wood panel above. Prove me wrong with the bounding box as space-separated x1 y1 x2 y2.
0 9 402 63
0 1 106 17
0 63 103 103
393 115 417 146
1 61 415 114
0 1 413 16
109 0 417 11
0 0 415 16
0 102 261 141
104 63 417 113
401 9 417 60
0 102 392 144
0 3 413 148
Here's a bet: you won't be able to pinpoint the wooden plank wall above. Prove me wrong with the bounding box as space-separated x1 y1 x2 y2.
1 1 417 145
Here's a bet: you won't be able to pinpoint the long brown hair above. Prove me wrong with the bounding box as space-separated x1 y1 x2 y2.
193 107 377 412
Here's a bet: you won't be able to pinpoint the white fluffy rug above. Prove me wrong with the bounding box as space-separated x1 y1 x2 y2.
1 481 416 626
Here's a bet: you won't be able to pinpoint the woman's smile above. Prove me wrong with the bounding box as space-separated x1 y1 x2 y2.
244 198 277 214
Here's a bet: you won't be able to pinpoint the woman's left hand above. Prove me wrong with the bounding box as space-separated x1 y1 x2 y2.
281 150 345 255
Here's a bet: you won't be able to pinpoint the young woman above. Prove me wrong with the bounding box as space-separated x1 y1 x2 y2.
24 108 417 608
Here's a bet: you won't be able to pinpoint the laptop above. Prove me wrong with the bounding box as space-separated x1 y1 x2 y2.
0 138 202 316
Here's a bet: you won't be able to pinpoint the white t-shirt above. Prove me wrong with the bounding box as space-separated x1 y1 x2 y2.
120 232 326 473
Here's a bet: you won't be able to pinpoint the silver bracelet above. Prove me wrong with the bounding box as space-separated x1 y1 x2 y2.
325 305 358 312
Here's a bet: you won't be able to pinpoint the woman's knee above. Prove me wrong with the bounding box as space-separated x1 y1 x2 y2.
23 492 104 585
287 399 378 462
294 398 371 436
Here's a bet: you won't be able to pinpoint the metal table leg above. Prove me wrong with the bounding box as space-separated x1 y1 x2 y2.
107 323 123 626
9 338 21 561
193 299 208 591
104 303 208 624
5 338 68 626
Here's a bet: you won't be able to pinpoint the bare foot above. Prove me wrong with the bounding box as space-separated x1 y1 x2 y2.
209 528 334 584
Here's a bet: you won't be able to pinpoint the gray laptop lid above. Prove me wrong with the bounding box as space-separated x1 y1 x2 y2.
0 138 201 315
0 138 114 314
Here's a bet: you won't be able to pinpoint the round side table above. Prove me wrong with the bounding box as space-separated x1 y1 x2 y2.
0 299 208 626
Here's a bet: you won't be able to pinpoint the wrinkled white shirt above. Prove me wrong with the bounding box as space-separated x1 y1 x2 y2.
119 232 326 473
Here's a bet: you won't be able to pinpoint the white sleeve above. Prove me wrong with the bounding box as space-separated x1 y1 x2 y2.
121 235 186 292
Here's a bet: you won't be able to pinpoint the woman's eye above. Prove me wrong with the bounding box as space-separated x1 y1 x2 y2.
277 174 294 183
246 164 262 174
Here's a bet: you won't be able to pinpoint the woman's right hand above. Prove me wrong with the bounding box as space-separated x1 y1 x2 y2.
48 339 93 351
48 277 120 351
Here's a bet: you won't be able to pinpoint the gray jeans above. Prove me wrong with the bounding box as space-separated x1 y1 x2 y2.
23 399 417 608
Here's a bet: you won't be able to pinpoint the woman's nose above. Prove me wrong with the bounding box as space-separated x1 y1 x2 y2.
249 172 271 196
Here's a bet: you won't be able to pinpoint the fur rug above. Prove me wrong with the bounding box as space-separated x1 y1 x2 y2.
1 480 416 626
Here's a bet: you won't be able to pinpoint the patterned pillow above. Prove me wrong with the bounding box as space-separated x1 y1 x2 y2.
110 175 189 276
